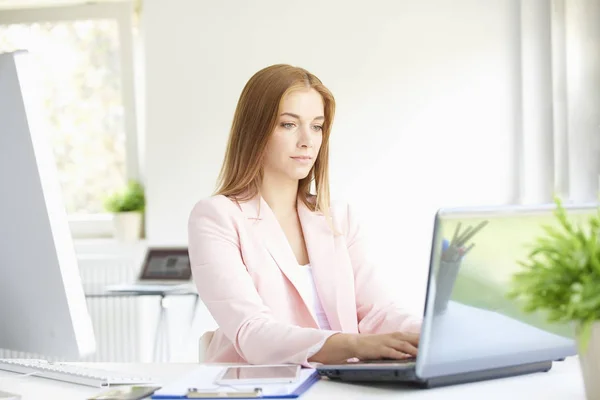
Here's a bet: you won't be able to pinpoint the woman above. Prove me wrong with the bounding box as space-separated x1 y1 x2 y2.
188 64 421 366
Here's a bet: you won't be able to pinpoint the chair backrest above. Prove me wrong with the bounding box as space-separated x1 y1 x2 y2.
198 330 215 363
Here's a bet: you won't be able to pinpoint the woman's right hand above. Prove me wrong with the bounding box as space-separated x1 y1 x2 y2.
309 331 419 364
350 332 419 361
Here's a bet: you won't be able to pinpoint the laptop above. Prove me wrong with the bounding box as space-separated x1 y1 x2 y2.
317 203 596 388
106 247 194 292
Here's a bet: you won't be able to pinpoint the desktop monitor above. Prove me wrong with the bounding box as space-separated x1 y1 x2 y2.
0 51 96 359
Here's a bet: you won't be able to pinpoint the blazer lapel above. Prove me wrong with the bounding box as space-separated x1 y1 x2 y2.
238 196 317 325
297 200 343 331
238 195 345 331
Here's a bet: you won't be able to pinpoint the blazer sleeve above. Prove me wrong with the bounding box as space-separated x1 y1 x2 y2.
345 203 423 335
188 198 333 365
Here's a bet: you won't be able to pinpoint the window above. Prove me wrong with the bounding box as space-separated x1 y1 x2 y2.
0 3 139 237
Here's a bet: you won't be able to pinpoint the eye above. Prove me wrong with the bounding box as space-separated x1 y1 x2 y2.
281 122 296 129
312 125 323 132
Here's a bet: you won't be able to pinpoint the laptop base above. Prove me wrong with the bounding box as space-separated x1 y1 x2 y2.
417 360 553 388
319 360 553 389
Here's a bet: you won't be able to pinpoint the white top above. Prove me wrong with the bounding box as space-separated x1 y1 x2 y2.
297 263 332 330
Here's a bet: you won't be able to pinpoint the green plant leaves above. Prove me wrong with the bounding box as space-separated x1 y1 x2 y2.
103 180 145 213
508 195 600 343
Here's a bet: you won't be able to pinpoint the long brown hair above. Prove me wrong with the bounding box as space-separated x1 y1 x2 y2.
215 64 336 217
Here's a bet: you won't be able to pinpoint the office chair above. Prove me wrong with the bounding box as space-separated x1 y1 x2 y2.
198 330 215 363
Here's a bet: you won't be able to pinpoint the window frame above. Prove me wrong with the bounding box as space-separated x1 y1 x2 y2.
0 2 140 239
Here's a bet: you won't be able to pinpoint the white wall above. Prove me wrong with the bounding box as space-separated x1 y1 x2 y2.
143 0 521 313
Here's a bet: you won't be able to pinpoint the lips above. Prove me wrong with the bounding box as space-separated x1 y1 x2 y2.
291 156 313 165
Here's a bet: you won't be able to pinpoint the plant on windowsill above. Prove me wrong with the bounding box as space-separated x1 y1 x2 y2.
104 179 145 242
507 196 600 400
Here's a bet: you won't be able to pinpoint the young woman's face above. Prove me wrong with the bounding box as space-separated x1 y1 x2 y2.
263 88 325 182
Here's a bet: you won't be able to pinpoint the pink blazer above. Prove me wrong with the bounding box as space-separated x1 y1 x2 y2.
187 195 422 365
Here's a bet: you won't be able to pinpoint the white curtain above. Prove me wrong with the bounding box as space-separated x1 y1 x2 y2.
518 0 600 204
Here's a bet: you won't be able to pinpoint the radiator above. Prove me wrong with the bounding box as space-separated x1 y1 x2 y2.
0 241 146 362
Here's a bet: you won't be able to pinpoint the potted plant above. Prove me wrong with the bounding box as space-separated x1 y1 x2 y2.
508 197 600 399
104 179 145 241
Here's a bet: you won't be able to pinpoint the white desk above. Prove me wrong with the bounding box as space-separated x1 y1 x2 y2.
0 357 586 400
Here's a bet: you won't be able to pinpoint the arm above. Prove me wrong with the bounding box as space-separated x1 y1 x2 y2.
188 198 333 365
346 204 423 335
308 333 355 364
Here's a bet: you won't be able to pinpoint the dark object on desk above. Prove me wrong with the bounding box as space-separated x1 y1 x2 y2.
88 385 161 400
104 247 193 293
318 359 552 389
140 247 191 282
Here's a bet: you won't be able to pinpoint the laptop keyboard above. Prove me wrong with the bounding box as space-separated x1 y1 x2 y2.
357 357 416 365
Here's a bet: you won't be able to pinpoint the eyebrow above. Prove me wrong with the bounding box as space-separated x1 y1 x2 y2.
280 112 325 121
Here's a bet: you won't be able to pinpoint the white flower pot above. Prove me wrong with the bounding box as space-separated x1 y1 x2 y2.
578 322 600 400
112 212 143 242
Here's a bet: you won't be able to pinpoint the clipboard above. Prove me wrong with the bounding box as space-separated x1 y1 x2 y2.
151 366 320 399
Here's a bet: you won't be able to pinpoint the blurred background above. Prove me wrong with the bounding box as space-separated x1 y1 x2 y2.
0 0 598 363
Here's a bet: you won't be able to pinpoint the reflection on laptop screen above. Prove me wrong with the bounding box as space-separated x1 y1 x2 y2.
418 205 591 378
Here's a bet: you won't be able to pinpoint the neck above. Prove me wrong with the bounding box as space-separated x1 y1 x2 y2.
260 173 299 218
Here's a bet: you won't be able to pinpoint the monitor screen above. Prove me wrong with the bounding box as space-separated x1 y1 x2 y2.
0 51 95 359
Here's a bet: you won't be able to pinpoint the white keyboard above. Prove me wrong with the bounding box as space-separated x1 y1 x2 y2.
0 359 155 387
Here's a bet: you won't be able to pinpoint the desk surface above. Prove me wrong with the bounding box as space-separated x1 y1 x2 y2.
0 357 585 400
84 284 198 297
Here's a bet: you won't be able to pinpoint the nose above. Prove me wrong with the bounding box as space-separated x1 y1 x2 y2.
298 125 313 148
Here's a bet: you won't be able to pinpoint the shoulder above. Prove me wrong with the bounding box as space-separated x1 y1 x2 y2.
188 196 244 250
188 195 243 224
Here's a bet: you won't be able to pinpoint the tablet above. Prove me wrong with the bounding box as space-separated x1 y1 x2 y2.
215 365 301 385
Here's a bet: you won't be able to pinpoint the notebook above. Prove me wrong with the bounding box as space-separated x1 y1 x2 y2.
152 366 319 399
317 203 581 388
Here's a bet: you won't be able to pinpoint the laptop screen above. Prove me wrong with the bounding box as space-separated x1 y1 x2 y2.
416 203 594 379
139 248 191 281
